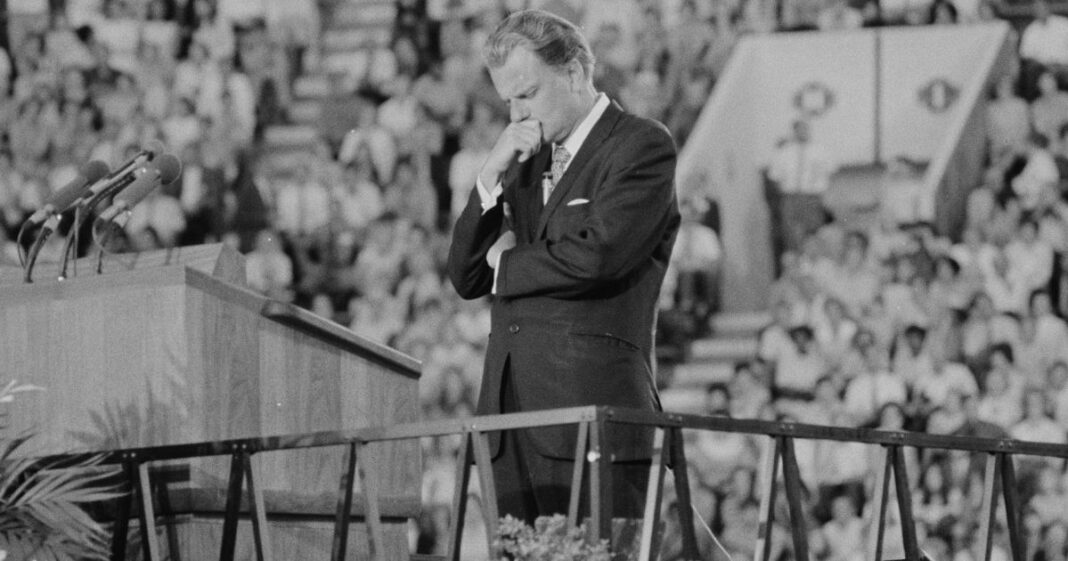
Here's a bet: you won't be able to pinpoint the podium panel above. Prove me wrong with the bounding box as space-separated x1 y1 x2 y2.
0 245 422 554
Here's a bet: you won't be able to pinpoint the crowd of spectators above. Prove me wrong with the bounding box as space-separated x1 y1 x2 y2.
673 13 1068 560
8 0 1068 559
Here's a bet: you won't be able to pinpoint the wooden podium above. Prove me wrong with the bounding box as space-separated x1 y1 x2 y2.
0 244 422 560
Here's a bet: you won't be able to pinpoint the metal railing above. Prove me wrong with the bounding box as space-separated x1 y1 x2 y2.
69 406 1067 561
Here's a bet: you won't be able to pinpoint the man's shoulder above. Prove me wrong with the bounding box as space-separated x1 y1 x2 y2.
614 109 674 145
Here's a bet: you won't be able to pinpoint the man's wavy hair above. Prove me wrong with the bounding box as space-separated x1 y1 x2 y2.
483 9 595 77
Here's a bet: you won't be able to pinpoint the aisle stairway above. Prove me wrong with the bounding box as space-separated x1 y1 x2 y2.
659 310 769 414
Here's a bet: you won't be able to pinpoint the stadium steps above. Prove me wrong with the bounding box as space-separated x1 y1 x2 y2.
660 311 768 414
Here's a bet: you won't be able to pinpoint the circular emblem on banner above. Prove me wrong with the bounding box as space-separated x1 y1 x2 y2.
918 78 959 113
793 82 836 118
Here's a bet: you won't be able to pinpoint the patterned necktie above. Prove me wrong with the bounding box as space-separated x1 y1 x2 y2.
550 145 571 189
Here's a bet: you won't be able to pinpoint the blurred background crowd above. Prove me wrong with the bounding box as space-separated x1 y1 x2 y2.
3 0 1068 558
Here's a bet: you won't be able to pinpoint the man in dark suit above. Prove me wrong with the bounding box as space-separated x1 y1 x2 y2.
447 9 680 522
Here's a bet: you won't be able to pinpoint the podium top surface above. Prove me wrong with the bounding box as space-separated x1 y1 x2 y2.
0 244 421 378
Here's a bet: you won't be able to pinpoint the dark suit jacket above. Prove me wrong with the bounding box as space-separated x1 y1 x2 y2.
448 101 681 460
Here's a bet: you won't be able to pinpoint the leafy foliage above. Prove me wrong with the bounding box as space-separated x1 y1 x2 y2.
494 514 613 561
0 381 122 561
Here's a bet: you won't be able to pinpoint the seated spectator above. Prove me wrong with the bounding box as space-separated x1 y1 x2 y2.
986 75 1029 169
913 461 960 529
914 351 979 411
928 0 958 24
352 216 406 294
773 324 830 400
395 244 446 316
892 323 937 389
1008 218 1055 293
1048 360 1068 427
1011 131 1059 212
273 156 332 237
1018 290 1068 383
813 494 865 561
977 358 1025 429
879 156 929 228
1011 388 1067 444
690 383 758 489
1019 0 1068 98
125 188 187 248
951 226 998 284
245 229 294 301
826 230 882 317
817 0 864 30
928 254 975 315
882 254 930 329
162 97 202 155
985 248 1030 315
670 196 722 331
728 360 772 419
347 283 405 346
1030 465 1068 526
383 157 437 232
843 345 908 424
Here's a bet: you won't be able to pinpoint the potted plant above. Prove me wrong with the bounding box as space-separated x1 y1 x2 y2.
0 381 120 560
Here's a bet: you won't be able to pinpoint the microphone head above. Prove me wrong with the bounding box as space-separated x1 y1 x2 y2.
155 153 182 185
82 160 110 183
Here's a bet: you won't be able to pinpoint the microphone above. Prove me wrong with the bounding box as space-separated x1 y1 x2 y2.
97 153 182 225
73 141 168 209
105 140 165 180
24 160 109 226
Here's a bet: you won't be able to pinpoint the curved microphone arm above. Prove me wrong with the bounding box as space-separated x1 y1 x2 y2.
56 177 132 280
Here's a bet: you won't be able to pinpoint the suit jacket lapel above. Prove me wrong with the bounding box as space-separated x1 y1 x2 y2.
536 102 623 239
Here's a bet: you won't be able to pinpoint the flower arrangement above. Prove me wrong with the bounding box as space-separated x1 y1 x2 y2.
494 514 613 561
0 381 121 561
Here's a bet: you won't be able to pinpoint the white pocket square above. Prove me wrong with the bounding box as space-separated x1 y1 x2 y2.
566 198 590 206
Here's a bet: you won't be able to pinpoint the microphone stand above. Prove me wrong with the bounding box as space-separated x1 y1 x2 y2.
57 174 137 281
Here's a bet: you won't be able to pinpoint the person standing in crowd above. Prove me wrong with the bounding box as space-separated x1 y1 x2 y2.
447 9 680 523
766 118 837 262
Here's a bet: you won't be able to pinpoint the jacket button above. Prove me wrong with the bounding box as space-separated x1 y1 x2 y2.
508 324 520 334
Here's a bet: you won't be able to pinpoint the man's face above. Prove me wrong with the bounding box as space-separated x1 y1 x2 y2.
489 45 584 145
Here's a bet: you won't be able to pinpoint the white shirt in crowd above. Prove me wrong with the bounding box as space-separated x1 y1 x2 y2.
768 140 836 194
1020 14 1068 65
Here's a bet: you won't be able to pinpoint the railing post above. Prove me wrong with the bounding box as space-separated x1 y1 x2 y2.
866 446 892 561
219 453 246 561
589 413 612 545
1000 454 1025 561
669 427 700 561
446 432 474 561
976 453 999 561
890 446 919 561
355 442 385 561
110 462 134 561
470 429 500 560
134 462 161 561
754 436 781 561
331 442 359 561
242 453 274 561
638 427 667 561
568 421 590 530
779 436 810 561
